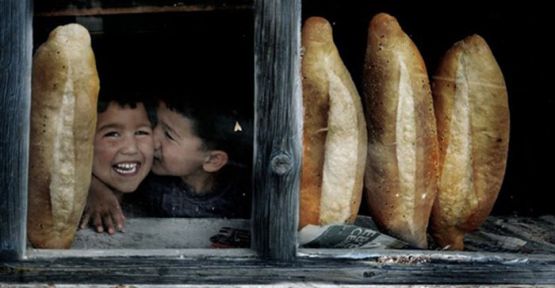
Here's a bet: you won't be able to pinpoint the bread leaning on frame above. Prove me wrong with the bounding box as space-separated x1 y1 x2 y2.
430 34 510 250
362 13 439 249
28 24 99 248
299 17 368 229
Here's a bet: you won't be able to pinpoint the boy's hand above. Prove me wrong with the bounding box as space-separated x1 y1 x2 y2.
80 175 126 235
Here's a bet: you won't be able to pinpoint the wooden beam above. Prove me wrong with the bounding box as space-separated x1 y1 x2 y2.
1 253 554 284
34 0 254 16
0 0 32 260
252 0 302 261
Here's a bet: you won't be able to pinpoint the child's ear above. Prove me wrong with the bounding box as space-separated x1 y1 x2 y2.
203 150 229 172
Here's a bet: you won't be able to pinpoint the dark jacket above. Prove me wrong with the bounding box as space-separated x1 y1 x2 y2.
123 170 250 219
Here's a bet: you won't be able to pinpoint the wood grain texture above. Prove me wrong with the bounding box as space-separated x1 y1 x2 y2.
0 251 553 284
34 0 254 16
1 216 553 284
0 0 32 260
253 0 302 261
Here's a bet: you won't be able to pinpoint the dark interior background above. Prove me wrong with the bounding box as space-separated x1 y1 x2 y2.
34 0 553 217
303 0 554 216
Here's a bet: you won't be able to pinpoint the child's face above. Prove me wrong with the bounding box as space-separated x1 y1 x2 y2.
93 102 154 193
152 102 208 178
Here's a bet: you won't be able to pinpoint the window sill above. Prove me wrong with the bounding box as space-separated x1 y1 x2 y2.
70 217 250 249
1 216 552 285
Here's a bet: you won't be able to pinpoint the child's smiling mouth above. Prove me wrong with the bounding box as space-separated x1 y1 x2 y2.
113 162 141 175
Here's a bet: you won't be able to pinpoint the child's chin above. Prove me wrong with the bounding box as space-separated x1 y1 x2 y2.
115 182 140 193
119 188 138 194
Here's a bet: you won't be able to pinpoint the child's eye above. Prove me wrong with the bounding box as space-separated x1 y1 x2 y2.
164 130 175 141
136 129 151 136
103 131 120 138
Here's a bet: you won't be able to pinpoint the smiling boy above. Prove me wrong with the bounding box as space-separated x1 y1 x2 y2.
80 94 154 234
93 101 153 192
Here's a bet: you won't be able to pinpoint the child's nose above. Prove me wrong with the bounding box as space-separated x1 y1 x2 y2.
121 136 139 154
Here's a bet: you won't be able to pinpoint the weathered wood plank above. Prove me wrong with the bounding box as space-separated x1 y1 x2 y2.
1 254 554 284
253 0 302 261
464 216 555 254
34 0 254 16
299 248 555 263
2 281 552 288
0 0 32 261
28 248 256 259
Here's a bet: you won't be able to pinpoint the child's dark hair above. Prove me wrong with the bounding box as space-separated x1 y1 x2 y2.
97 87 157 125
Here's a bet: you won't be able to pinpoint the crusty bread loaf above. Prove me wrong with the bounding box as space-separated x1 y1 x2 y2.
28 24 99 248
362 13 439 249
430 34 510 250
300 17 368 229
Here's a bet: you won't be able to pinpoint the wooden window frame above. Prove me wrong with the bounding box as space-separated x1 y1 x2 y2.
1 0 554 285
1 0 300 260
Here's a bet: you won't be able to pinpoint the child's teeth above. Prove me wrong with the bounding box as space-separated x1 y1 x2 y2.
117 163 135 169
114 163 138 174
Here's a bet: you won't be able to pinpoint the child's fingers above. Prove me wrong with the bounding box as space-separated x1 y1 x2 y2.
113 211 125 232
93 213 104 233
103 214 115 235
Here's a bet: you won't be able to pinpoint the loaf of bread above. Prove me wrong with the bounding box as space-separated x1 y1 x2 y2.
300 17 368 229
362 13 439 249
430 34 509 250
28 24 99 248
